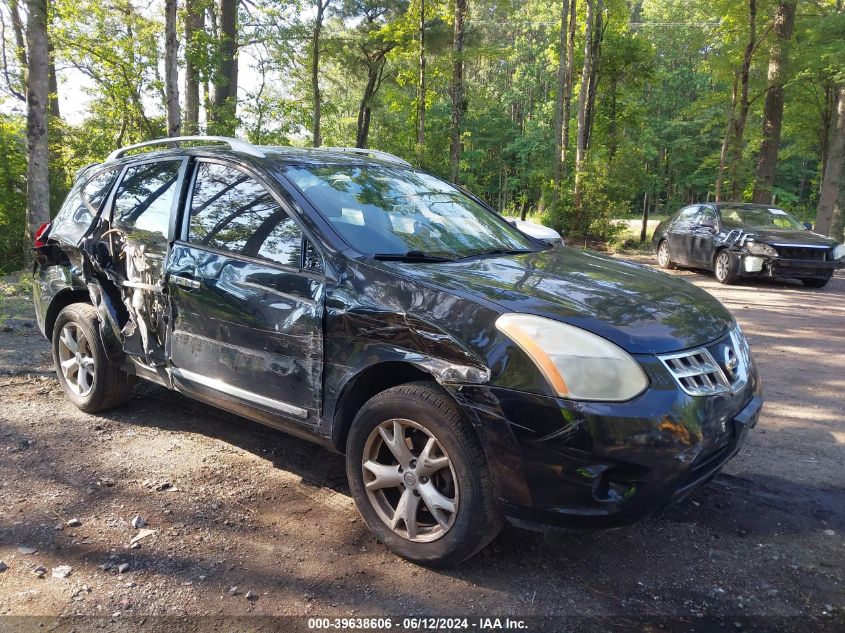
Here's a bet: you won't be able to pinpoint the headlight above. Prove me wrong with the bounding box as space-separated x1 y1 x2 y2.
746 241 777 257
495 314 648 401
834 243 845 260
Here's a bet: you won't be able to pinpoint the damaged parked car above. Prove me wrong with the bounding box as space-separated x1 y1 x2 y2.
34 137 762 566
653 203 845 287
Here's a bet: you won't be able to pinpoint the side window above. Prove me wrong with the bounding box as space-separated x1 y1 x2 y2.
51 169 120 244
675 206 700 224
189 162 303 268
113 160 182 239
697 207 717 225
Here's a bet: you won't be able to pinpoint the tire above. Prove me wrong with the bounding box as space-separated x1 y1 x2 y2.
801 274 832 289
346 381 501 567
52 302 134 413
714 249 740 285
656 239 675 269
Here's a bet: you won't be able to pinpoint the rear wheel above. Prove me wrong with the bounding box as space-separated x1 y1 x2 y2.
802 274 832 289
656 240 675 269
52 303 134 413
714 249 740 285
346 381 501 567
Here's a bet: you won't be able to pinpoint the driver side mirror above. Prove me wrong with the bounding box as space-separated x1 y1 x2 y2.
803 222 813 231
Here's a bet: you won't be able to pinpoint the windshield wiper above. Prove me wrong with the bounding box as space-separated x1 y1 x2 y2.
456 248 537 260
372 250 455 263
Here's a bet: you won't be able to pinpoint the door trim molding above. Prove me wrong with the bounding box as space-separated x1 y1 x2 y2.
171 367 309 419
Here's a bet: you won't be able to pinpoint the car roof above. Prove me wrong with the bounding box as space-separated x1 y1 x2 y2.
689 203 784 210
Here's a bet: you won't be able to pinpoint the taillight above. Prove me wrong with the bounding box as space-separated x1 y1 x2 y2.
34 222 51 248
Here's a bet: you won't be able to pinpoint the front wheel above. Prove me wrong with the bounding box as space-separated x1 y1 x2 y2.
714 249 740 285
346 382 501 567
656 240 675 269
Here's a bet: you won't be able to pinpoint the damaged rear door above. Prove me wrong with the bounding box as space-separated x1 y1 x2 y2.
107 158 189 365
167 159 324 426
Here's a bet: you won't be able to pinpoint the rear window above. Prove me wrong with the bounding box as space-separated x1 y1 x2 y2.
50 169 120 244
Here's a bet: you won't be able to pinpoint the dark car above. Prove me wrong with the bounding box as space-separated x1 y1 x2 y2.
33 137 762 566
652 203 845 287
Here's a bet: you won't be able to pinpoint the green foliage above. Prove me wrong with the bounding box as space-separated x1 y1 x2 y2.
0 115 27 272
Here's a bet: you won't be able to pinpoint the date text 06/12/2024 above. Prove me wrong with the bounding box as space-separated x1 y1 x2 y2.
306 617 528 630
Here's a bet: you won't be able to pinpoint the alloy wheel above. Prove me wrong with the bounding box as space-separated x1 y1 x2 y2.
58 323 95 397
362 418 459 543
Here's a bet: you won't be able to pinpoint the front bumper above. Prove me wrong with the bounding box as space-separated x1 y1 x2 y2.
741 255 842 279
450 352 762 532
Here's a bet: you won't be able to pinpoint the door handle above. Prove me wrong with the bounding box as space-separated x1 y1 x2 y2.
171 275 201 289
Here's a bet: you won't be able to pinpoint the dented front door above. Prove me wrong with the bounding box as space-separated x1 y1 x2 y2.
166 160 324 426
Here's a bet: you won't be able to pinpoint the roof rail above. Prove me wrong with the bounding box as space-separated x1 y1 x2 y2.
321 147 412 167
105 136 264 162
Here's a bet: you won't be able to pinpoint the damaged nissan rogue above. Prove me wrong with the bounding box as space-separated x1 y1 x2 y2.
33 137 762 566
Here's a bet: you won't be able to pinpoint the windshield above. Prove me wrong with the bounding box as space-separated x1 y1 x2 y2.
283 164 537 259
720 206 804 231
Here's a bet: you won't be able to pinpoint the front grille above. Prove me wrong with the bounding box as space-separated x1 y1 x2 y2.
658 348 731 396
775 246 829 261
659 327 750 397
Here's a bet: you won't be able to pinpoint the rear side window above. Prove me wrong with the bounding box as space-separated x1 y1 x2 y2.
188 162 302 268
50 169 120 244
113 160 182 239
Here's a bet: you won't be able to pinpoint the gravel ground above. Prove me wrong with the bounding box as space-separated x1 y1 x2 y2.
0 260 843 631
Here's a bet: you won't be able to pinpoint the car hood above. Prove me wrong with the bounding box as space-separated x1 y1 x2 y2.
391 248 735 355
743 228 837 248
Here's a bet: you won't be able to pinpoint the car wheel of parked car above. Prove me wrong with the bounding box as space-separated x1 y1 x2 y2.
52 303 134 413
801 273 832 289
346 381 501 567
714 249 739 285
656 240 675 269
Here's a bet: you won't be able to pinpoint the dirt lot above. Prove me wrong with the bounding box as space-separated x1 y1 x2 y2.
0 260 843 631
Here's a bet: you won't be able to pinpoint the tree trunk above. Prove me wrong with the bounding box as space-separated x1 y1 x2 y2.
9 0 26 69
449 0 467 184
164 0 181 137
184 0 203 134
311 0 330 147
727 0 757 202
583 0 602 150
561 0 576 179
816 85 845 236
552 0 570 201
752 1 795 203
356 53 387 149
416 0 426 152
715 72 738 202
25 0 50 254
210 0 238 135
639 191 649 243
573 0 594 216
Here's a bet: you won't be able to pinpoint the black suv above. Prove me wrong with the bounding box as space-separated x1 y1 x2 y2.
33 137 762 566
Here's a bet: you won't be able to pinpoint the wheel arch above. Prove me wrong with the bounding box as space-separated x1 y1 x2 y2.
330 361 437 453
45 289 91 340
329 359 489 454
